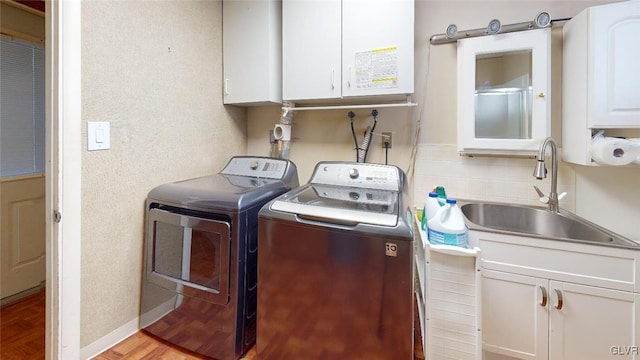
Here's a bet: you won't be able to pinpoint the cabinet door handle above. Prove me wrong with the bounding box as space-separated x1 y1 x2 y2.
224 79 230 96
539 285 548 307
554 288 563 310
331 68 335 90
348 66 351 87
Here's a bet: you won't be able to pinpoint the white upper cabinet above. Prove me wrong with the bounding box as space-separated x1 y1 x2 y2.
282 0 341 101
457 28 551 155
282 0 414 102
223 0 282 106
562 1 640 165
341 0 414 99
563 1 640 129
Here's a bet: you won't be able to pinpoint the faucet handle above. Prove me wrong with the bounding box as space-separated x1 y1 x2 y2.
533 185 550 204
533 185 544 197
558 192 567 201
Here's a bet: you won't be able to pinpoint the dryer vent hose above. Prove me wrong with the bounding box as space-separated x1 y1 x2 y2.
358 126 373 163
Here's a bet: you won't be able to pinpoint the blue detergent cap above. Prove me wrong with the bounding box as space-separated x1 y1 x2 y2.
428 192 438 198
446 198 457 204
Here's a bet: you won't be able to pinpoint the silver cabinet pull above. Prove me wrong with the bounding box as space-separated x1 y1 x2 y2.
224 79 230 96
554 288 564 310
539 285 548 307
331 68 335 90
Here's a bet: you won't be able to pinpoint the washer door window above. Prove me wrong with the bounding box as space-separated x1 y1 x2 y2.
147 208 231 305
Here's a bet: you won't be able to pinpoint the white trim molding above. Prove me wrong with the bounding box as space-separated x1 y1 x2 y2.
45 0 82 359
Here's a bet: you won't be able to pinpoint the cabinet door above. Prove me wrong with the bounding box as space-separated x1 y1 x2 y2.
548 281 639 360
223 0 281 105
282 0 341 101
590 1 640 128
482 270 549 360
341 0 414 98
457 28 550 154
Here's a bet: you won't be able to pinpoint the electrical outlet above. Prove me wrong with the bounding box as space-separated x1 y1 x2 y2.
381 132 392 148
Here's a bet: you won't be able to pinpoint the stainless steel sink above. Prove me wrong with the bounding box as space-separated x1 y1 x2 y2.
460 202 640 249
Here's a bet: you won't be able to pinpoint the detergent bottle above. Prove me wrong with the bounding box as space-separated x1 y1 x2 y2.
427 198 468 248
421 192 441 231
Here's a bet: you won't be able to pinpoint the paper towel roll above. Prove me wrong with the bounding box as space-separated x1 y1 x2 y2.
590 135 640 166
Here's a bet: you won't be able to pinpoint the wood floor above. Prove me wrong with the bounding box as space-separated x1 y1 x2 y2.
0 289 424 359
0 288 46 360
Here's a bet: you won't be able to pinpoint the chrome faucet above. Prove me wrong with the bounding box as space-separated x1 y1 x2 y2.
533 137 566 212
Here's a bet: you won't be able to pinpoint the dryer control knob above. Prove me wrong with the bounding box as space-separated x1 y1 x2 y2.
349 168 359 179
250 161 259 170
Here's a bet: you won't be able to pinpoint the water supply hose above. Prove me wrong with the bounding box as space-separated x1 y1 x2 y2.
348 111 360 162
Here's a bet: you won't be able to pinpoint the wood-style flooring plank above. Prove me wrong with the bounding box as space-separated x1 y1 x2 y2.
0 289 46 360
1 288 425 360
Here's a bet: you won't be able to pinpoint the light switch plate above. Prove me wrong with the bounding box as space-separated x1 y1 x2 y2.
88 121 110 151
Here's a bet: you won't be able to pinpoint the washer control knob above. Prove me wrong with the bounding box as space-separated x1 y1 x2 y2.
250 161 259 170
349 168 359 179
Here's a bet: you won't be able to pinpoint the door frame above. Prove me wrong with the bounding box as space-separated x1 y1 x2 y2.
45 1 81 359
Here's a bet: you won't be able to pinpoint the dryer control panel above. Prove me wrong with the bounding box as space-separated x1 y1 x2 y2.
309 162 401 191
221 156 290 179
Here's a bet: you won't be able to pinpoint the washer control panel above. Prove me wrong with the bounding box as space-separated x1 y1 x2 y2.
221 156 289 179
310 162 401 191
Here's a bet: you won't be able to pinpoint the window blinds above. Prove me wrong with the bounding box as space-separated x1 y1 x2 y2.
0 38 45 178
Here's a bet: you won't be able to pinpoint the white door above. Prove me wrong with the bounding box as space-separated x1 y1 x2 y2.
548 281 639 360
0 35 47 301
0 176 46 299
482 270 549 360
282 0 341 101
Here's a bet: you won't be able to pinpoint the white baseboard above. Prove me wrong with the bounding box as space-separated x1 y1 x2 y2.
80 317 139 360
139 297 177 328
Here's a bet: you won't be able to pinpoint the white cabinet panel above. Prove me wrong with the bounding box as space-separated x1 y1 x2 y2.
548 282 639 360
341 0 414 98
282 0 341 101
590 2 640 128
482 270 548 360
282 0 414 102
223 0 281 105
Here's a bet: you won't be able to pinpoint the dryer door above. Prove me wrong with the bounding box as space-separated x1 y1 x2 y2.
146 208 231 305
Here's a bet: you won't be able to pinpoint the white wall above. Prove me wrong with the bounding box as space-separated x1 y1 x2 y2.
575 166 640 242
247 0 640 242
247 106 414 184
80 1 247 347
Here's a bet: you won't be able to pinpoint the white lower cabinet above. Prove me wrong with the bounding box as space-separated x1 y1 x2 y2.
483 270 640 360
482 270 548 360
549 282 639 360
475 230 640 360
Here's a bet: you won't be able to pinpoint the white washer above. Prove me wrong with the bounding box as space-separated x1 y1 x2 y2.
257 161 414 359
